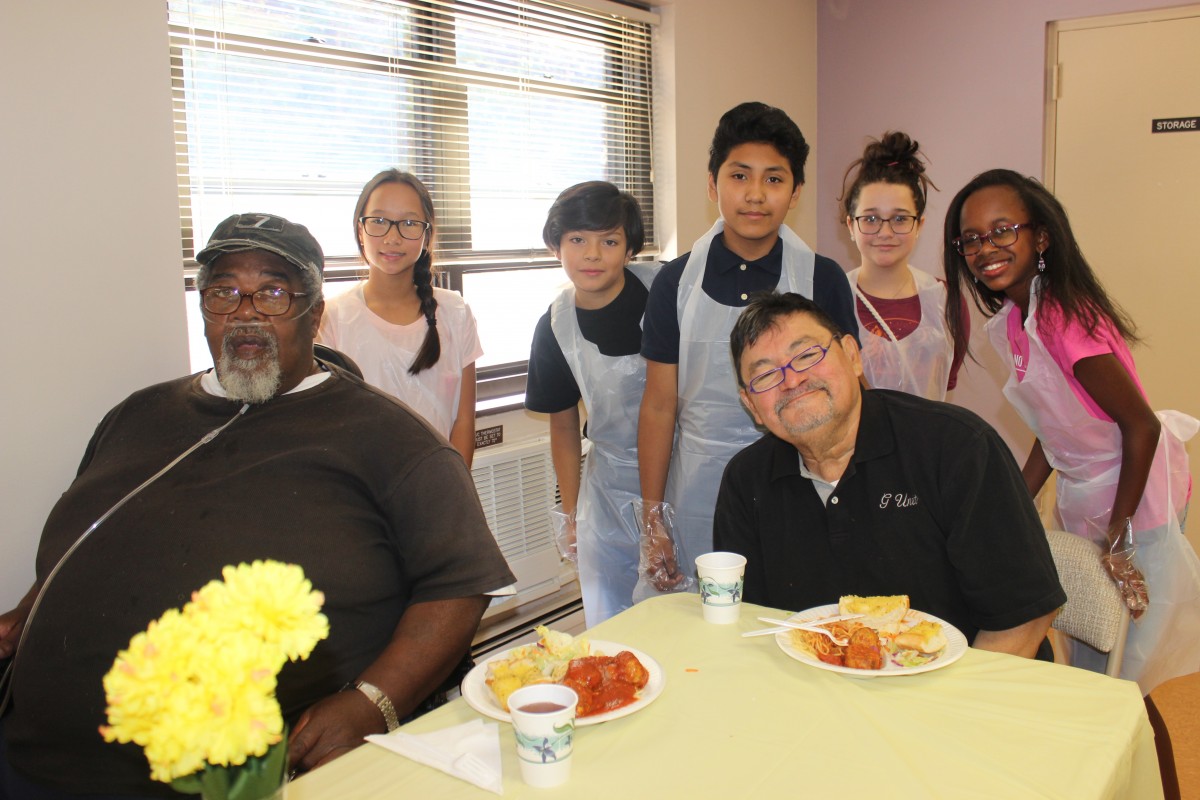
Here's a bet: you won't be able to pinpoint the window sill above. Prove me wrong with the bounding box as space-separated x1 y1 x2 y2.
478 394 525 416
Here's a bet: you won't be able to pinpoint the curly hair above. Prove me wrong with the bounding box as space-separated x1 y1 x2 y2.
839 130 936 219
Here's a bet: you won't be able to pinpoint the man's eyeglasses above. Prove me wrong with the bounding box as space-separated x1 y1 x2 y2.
745 337 839 394
952 223 1033 256
359 216 431 240
852 214 918 235
200 286 309 316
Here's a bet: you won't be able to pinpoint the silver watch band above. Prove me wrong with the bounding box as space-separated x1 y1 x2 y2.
354 679 400 732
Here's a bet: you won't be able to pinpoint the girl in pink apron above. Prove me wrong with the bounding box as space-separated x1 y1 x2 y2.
943 169 1200 693
839 131 963 400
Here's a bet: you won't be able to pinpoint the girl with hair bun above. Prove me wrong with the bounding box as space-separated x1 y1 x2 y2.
944 168 1200 693
840 131 963 400
319 169 481 466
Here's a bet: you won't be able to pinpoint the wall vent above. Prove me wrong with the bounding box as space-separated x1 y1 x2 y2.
471 436 557 563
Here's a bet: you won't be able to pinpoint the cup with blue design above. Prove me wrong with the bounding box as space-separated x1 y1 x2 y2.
695 551 747 624
508 683 578 787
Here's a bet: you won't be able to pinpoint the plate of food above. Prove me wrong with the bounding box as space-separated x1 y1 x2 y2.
775 595 967 677
461 626 665 725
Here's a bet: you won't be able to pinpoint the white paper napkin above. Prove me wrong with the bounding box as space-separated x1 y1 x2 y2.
366 718 504 795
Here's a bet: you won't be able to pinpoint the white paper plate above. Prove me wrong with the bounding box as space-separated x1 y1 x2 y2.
775 604 968 677
461 640 665 725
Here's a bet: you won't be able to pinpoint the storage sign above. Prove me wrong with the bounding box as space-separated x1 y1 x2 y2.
1151 117 1199 133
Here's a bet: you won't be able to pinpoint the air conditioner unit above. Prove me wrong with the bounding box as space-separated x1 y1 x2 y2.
470 436 580 621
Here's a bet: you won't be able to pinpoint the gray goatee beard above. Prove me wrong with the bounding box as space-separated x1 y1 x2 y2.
774 379 835 436
217 325 282 404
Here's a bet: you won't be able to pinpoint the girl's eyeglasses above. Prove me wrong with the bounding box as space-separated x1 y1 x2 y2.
853 214 918 235
359 216 431 240
953 222 1033 256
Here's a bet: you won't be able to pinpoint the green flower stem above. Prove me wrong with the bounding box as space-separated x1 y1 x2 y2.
171 737 288 800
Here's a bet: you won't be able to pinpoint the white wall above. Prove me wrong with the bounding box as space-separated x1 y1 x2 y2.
0 1 186 609
815 0 1197 457
655 0 820 257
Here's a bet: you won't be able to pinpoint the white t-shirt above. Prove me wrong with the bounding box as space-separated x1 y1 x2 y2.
318 283 483 438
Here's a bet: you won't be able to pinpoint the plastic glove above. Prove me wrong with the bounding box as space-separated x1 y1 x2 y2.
1101 518 1148 620
550 504 577 563
633 500 692 592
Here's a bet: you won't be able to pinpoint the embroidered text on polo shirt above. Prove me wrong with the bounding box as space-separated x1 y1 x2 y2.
879 492 919 509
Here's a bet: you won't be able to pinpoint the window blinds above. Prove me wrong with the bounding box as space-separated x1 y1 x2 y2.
168 0 655 277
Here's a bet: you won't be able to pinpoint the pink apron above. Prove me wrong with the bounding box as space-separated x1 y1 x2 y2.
986 278 1200 693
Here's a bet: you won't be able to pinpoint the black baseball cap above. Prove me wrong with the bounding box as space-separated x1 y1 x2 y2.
196 213 324 281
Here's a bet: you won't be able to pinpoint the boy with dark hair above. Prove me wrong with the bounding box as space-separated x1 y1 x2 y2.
637 102 856 594
526 181 659 625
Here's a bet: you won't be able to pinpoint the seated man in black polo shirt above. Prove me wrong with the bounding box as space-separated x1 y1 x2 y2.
714 291 1064 657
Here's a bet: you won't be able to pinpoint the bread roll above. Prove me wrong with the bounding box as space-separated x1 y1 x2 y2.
838 594 909 629
892 620 947 654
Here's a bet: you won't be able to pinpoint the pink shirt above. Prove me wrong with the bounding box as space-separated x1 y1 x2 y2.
1008 301 1145 422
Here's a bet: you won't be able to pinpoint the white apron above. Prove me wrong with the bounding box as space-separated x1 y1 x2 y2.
634 220 814 600
848 266 952 401
551 264 659 626
986 279 1200 693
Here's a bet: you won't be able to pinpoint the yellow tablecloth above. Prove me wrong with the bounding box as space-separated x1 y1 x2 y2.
290 593 1162 799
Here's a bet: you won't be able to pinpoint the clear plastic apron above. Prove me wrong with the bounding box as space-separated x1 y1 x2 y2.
635 220 813 599
986 279 1200 693
848 266 952 401
551 264 659 626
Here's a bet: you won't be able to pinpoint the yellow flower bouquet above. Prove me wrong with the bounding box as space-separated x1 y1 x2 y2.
100 560 329 800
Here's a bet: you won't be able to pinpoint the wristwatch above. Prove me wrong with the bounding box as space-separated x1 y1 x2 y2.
353 680 400 732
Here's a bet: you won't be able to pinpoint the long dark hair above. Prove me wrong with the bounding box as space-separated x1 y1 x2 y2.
942 168 1137 359
839 130 936 219
354 169 441 374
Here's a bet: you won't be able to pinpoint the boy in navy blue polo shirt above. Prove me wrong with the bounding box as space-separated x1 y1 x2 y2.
636 102 855 595
526 182 658 625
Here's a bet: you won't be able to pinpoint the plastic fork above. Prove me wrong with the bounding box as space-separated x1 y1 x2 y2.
751 615 862 646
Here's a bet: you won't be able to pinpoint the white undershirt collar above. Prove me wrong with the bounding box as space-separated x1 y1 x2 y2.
798 453 839 505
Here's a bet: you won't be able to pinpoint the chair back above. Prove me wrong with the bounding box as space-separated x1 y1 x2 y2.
314 344 364 379
1045 528 1130 678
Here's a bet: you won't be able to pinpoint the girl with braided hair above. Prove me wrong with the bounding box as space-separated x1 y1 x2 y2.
320 169 481 466
839 131 964 400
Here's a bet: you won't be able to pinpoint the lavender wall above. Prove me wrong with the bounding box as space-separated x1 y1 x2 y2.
815 0 1196 454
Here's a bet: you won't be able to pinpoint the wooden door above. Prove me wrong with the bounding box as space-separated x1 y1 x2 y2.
1047 6 1200 553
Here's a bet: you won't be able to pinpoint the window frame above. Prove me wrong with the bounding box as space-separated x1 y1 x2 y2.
171 0 657 408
